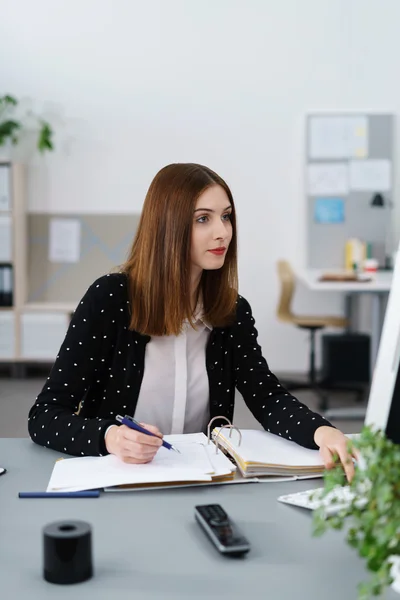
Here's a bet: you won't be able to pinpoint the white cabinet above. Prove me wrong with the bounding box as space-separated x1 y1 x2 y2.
20 312 69 359
0 311 15 358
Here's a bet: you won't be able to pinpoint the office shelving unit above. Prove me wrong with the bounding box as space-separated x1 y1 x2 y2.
0 161 74 368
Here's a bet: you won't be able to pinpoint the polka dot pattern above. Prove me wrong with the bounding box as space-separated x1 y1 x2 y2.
28 274 332 457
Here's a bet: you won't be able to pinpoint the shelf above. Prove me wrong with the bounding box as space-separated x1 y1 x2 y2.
0 357 54 363
21 302 76 313
1 164 76 365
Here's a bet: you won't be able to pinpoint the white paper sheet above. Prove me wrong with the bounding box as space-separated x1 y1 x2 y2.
0 215 12 261
49 218 81 263
307 162 348 196
0 165 11 211
309 116 368 159
47 442 216 492
167 432 237 476
214 429 324 467
349 159 391 191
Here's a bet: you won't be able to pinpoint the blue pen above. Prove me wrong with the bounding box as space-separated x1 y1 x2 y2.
116 414 180 453
18 491 100 498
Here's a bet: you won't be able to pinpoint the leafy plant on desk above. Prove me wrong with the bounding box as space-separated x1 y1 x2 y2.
312 426 400 600
0 94 54 153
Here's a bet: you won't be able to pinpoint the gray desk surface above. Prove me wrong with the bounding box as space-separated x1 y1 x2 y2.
0 439 397 600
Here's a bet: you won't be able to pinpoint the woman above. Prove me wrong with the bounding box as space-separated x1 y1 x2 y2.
28 163 354 481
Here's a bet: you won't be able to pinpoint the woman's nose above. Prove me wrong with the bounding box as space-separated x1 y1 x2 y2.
213 220 227 239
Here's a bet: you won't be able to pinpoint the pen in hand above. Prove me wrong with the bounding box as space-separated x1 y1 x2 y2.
116 415 181 453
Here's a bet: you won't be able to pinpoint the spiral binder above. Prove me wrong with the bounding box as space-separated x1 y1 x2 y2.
207 417 325 479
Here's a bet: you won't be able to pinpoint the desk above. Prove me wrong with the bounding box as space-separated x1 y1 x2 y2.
297 269 392 381
1 439 398 600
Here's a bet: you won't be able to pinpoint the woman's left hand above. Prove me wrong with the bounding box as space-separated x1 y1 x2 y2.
314 426 356 483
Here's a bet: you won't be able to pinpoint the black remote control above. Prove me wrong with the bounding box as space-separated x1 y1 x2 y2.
194 504 250 556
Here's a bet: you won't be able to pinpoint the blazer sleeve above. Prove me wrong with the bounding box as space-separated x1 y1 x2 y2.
28 279 116 456
232 295 333 449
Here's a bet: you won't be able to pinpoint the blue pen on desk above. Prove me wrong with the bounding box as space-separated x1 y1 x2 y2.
116 414 180 453
18 491 100 499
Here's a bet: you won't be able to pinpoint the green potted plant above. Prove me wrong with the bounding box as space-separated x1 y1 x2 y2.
0 94 53 154
312 426 400 599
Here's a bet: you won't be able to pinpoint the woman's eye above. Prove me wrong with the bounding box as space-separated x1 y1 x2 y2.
196 213 231 224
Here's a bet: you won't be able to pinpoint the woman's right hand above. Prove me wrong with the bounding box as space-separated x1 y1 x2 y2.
105 423 163 463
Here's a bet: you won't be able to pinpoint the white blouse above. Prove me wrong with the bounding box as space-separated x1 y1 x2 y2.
133 312 212 435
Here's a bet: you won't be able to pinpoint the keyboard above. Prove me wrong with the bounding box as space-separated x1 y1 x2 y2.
277 485 362 516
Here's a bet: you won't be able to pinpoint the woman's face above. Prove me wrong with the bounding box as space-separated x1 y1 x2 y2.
190 185 233 278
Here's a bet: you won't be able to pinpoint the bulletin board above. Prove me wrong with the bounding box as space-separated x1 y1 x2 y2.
306 113 394 268
27 214 140 303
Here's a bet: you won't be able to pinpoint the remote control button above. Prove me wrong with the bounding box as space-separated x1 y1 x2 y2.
211 506 227 518
209 518 229 527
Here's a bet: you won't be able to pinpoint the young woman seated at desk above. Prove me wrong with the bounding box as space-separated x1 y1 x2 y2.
28 163 355 482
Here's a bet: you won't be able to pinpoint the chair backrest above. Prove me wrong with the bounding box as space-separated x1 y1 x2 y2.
276 260 296 322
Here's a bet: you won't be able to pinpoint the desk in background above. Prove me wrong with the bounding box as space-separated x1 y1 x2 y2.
296 268 392 377
1 439 398 600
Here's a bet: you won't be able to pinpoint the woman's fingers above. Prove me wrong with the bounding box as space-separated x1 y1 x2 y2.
121 438 161 456
117 425 161 461
319 445 335 470
139 423 163 438
106 423 164 464
121 425 163 447
336 444 355 482
121 456 152 464
320 443 355 483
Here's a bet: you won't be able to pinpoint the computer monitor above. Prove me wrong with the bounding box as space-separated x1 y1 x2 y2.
365 244 400 444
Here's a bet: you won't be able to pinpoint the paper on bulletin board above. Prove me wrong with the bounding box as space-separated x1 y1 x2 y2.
309 116 368 159
314 198 345 224
49 218 81 263
0 215 12 261
307 162 349 196
348 116 369 158
349 159 391 191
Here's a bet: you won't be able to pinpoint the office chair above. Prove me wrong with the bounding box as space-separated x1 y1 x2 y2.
276 260 365 411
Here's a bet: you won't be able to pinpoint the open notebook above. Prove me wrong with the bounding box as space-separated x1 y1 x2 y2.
212 428 325 478
46 426 326 493
46 433 238 493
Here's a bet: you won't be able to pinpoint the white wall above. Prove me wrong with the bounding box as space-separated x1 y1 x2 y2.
1 0 399 371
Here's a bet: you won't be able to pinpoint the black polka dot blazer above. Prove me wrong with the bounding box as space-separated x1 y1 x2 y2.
28 273 331 457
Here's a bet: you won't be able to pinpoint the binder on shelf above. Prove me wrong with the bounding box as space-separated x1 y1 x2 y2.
0 164 11 212
0 215 12 262
0 264 13 307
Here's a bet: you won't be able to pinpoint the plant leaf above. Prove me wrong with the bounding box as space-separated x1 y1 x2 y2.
312 424 400 600
0 120 21 146
37 121 54 153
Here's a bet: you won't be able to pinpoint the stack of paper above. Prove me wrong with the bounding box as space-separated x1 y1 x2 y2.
213 429 325 478
47 433 236 493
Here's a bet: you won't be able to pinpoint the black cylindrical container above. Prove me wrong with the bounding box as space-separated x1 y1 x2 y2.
43 520 93 584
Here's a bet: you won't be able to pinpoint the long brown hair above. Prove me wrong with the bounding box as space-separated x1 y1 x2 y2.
121 163 238 336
